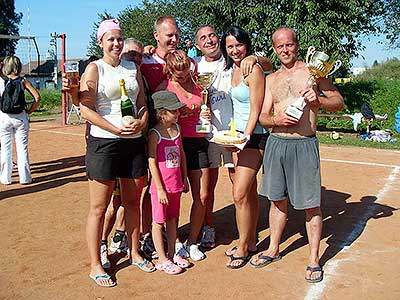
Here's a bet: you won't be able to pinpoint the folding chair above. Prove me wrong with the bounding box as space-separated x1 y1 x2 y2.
67 103 82 124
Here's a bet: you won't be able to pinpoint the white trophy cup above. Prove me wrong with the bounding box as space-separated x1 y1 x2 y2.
285 46 342 120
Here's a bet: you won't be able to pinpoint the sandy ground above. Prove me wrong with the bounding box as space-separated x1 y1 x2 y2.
1 120 399 300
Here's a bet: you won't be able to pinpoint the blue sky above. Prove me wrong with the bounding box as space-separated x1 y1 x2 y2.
14 0 398 68
15 0 141 61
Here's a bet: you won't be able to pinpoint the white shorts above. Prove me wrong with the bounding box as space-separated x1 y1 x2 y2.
207 142 234 168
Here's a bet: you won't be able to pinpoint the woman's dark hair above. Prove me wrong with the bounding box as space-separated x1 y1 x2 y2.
220 26 252 70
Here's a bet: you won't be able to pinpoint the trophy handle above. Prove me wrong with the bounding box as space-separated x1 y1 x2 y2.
306 46 316 64
327 60 342 77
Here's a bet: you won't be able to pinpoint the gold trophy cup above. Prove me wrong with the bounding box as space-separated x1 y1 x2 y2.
192 72 215 133
285 46 342 120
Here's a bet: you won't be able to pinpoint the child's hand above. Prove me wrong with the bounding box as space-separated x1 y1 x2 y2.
183 178 189 193
157 189 168 205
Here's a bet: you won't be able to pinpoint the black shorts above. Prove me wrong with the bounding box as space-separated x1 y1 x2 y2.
245 132 270 150
182 137 210 171
85 135 147 180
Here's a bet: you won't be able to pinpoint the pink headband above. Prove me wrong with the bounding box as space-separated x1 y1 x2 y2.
97 19 121 42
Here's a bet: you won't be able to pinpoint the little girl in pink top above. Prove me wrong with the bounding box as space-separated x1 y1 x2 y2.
148 90 190 275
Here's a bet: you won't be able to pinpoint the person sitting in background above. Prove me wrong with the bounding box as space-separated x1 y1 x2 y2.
0 55 41 185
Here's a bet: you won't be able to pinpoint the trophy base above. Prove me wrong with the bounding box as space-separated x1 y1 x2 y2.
285 105 303 120
196 123 211 133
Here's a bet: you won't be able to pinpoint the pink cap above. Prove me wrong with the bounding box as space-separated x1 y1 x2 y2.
97 19 121 42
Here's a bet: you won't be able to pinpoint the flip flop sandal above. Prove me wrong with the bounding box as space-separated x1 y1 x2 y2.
89 273 116 287
305 266 323 283
131 259 156 273
249 253 281 268
156 259 183 275
224 246 258 257
226 254 251 269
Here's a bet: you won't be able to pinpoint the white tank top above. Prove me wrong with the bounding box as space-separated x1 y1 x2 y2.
90 59 141 139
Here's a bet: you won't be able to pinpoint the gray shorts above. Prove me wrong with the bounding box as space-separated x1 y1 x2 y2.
259 134 321 210
208 142 234 168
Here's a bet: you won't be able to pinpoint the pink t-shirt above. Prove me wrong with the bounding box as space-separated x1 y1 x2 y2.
165 80 205 138
149 126 184 194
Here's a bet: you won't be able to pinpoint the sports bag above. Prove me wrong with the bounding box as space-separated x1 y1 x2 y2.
0 77 26 114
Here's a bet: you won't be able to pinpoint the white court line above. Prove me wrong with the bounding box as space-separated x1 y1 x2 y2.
304 166 400 300
321 158 399 169
30 129 84 137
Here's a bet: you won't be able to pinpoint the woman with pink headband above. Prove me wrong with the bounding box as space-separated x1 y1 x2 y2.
68 19 153 287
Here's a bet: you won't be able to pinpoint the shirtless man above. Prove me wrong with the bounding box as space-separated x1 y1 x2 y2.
250 27 344 283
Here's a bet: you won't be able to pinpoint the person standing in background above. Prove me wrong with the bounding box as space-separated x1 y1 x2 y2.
0 55 41 185
186 39 197 58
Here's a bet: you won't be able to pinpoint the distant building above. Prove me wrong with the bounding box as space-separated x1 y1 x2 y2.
351 67 366 76
21 58 87 89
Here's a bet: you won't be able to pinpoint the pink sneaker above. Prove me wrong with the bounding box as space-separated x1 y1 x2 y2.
173 254 191 268
156 259 182 275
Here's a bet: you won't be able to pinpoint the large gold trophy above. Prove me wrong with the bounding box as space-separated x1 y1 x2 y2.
285 46 342 120
192 72 215 133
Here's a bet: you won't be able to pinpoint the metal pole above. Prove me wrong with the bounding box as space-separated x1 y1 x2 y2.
60 33 67 126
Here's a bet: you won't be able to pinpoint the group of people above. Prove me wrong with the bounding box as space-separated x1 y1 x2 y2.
63 15 344 287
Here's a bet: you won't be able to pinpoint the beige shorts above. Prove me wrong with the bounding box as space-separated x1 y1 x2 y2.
207 142 234 168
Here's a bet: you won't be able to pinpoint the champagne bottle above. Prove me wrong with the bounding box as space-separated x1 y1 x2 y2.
120 79 134 117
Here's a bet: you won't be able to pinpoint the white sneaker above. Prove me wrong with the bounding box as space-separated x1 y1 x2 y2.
100 244 111 269
186 243 205 261
175 242 189 258
109 232 129 254
200 225 216 248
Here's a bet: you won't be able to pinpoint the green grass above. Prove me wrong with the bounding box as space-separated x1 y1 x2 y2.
26 88 62 116
317 131 400 150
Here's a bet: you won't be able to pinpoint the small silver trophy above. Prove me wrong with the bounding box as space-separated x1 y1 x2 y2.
285 46 342 120
192 72 215 133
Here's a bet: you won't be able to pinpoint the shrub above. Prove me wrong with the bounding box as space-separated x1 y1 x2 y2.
25 88 62 113
319 59 400 132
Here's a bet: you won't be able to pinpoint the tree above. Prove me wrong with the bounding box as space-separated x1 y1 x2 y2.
86 11 115 58
87 1 178 57
380 0 400 48
0 0 22 58
172 0 386 69
86 0 397 71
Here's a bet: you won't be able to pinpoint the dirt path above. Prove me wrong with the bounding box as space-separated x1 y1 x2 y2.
1 121 399 300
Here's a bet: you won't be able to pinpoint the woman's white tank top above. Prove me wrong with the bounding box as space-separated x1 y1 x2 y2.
90 58 141 139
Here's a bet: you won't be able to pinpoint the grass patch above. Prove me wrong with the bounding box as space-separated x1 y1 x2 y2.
26 88 62 116
317 131 400 150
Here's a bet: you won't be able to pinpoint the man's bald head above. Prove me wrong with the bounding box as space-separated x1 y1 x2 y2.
272 27 298 46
